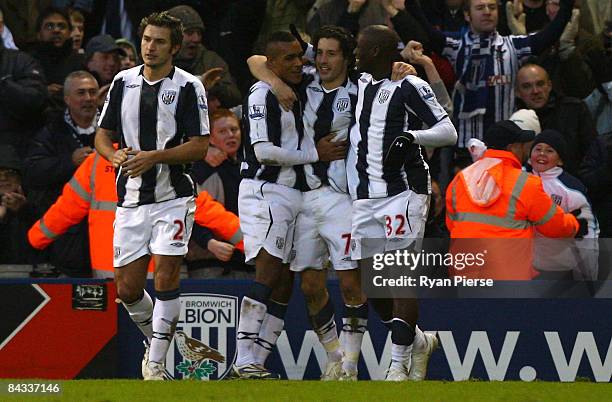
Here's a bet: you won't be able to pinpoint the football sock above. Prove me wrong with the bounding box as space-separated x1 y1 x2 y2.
390 318 415 371
252 299 287 366
340 303 368 373
236 282 271 367
149 288 181 365
122 290 153 342
310 297 342 363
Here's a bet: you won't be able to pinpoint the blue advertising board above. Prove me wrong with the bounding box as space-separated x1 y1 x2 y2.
116 279 612 382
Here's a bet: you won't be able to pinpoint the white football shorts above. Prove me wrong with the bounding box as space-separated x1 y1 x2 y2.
113 196 195 267
238 179 302 264
290 186 357 272
351 190 430 260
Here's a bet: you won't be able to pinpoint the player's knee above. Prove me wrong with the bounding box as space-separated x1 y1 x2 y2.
115 282 142 304
340 276 362 304
300 277 324 299
154 268 180 291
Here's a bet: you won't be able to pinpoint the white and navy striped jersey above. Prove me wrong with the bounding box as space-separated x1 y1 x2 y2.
301 68 358 193
240 80 310 190
347 73 448 200
99 65 209 207
443 32 532 147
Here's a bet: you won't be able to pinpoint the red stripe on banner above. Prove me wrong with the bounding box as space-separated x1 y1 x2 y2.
0 283 117 379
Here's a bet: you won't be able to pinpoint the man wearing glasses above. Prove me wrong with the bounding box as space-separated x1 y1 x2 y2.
27 7 84 103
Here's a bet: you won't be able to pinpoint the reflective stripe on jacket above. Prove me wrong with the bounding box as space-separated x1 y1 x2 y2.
445 149 579 279
29 152 244 274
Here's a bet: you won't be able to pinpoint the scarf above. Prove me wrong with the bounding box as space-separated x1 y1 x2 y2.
454 31 498 119
64 109 99 148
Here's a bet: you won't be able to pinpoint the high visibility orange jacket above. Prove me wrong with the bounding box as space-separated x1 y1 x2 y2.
445 149 579 279
28 152 244 276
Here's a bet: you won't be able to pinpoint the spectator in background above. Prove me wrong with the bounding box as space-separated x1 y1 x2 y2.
23 70 99 278
515 63 597 179
446 120 583 280
0 33 47 157
404 0 575 162
529 129 600 280
116 38 137 70
25 70 98 212
84 34 123 86
167 5 242 107
0 145 40 265
69 8 85 54
27 7 83 105
188 108 249 278
422 0 469 35
307 0 390 37
0 6 19 50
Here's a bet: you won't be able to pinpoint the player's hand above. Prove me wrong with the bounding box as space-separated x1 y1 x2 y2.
111 147 131 169
207 239 235 261
391 61 417 81
97 83 111 107
0 204 6 221
316 133 348 162
201 67 224 90
71 146 94 166
47 83 63 96
205 146 227 167
1 191 26 213
121 149 159 178
271 78 296 112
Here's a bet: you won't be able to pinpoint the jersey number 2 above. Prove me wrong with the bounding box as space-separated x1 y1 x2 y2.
173 219 184 241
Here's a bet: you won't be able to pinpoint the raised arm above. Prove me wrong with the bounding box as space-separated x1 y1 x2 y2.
528 0 574 55
404 0 447 54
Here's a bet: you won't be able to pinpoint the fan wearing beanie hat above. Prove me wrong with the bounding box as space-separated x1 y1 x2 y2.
528 129 600 280
529 129 568 173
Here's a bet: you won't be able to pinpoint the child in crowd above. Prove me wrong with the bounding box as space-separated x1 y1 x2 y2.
529 129 599 280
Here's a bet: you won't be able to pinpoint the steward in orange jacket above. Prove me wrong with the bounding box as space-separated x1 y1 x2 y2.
28 152 243 278
446 121 583 280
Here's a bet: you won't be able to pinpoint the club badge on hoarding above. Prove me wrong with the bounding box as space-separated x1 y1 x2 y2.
166 293 237 380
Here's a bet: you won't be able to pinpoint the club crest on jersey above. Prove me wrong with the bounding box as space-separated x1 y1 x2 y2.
335 98 350 112
166 293 237 380
249 105 266 120
418 85 434 100
378 89 391 104
275 236 285 250
161 89 176 104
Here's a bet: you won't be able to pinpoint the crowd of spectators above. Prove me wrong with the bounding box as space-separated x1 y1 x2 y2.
0 0 610 280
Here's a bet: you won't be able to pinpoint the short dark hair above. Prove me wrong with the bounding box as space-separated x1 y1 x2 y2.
138 11 183 48
36 7 72 32
313 25 356 68
264 31 299 56
463 0 498 13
